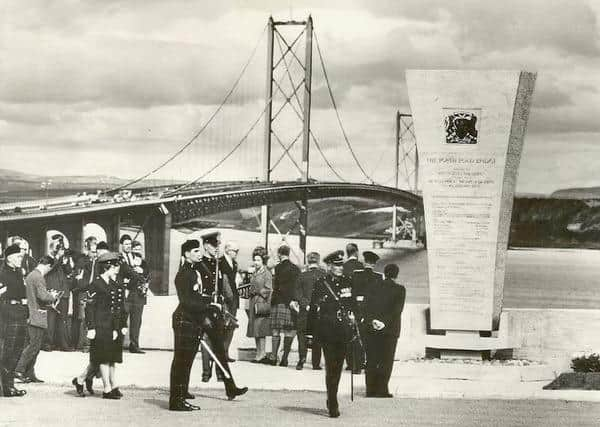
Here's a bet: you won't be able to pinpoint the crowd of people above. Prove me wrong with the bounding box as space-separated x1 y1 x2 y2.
0 230 406 419
0 233 151 397
239 241 406 417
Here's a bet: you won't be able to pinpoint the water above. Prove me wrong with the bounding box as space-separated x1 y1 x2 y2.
164 228 600 309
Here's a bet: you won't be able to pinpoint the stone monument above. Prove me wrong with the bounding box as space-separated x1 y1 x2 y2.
406 70 536 354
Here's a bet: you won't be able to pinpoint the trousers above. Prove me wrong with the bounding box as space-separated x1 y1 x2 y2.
364 334 397 395
127 304 144 350
15 325 45 377
46 299 70 350
1 305 28 389
322 341 347 409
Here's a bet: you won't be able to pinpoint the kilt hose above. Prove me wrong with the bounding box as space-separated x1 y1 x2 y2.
1 305 28 390
169 315 200 403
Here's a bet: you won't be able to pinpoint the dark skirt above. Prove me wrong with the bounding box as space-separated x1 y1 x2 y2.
270 303 295 331
90 328 124 364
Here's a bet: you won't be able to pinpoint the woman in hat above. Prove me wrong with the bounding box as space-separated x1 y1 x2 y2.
246 246 272 363
85 252 127 399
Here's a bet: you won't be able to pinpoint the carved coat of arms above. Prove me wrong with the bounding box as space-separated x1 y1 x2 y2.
445 112 478 144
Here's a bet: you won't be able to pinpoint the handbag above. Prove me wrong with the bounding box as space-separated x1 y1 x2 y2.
29 308 48 329
254 296 271 317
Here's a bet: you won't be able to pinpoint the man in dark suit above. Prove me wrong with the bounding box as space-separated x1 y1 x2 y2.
348 251 382 373
363 263 405 398
126 240 149 354
293 251 326 370
219 241 240 362
342 243 363 278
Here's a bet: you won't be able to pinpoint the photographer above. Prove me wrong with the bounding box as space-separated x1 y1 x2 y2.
43 237 75 352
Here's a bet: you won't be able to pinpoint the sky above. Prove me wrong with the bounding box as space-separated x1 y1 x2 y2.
0 0 599 194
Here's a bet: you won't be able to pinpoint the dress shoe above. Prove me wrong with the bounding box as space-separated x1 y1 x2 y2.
279 359 288 367
201 375 211 383
102 390 121 399
257 357 272 365
3 387 27 397
344 366 352 371
227 357 236 362
72 378 85 397
169 399 199 411
129 348 146 354
312 365 322 370
185 391 195 399
296 362 304 370
112 388 123 398
226 385 248 401
85 378 94 395
29 376 44 383
326 400 340 418
250 359 259 363
14 371 31 383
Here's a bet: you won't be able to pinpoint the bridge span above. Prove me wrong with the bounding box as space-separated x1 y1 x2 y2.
0 181 422 295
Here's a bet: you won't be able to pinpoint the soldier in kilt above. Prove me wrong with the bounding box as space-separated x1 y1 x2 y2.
0 244 29 397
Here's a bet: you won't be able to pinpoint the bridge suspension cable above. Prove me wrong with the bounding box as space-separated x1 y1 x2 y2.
313 31 376 185
103 23 268 194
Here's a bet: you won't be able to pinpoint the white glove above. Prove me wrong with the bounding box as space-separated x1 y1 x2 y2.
289 301 300 313
372 319 385 331
134 266 143 274
121 327 128 336
113 330 118 340
87 329 96 340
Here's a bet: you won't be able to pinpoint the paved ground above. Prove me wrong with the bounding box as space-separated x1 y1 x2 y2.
26 350 600 402
3 385 600 427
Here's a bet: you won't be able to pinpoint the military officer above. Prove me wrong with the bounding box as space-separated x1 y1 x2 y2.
294 251 326 371
308 250 355 418
0 244 28 397
169 236 246 412
363 263 405 397
350 251 383 374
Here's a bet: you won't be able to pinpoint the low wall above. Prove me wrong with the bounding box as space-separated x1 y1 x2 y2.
138 297 600 371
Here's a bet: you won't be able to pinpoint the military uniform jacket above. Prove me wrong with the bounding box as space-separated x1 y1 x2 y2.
295 267 326 308
308 273 355 344
86 276 127 332
220 257 239 311
363 278 406 337
173 261 211 328
197 256 222 300
351 268 383 321
0 262 27 303
343 258 363 278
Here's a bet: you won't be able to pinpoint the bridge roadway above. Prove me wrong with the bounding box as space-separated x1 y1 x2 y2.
0 180 421 296
0 181 422 224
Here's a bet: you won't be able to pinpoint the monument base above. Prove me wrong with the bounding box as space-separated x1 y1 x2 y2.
440 349 484 361
425 316 518 354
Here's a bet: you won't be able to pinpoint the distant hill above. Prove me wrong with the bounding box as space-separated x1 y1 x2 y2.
551 187 600 199
0 168 184 202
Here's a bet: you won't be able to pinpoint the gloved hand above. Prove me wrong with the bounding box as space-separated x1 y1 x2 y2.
372 319 385 331
113 330 118 340
121 328 128 336
87 329 96 340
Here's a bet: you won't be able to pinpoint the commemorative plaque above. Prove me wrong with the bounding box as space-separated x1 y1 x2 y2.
406 70 536 331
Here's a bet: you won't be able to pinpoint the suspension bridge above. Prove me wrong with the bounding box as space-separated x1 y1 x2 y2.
0 16 421 294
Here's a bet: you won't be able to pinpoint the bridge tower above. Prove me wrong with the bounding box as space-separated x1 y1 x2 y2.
262 16 313 262
393 112 424 243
